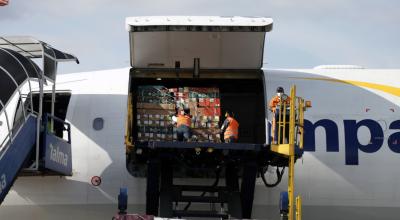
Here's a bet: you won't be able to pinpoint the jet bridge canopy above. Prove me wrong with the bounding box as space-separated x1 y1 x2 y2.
0 48 41 110
0 36 79 82
0 36 79 112
126 16 273 69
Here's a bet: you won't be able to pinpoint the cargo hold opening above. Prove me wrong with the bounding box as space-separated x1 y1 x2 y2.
128 69 266 145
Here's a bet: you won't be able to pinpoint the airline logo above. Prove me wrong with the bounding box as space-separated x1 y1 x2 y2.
45 134 72 175
303 119 400 165
49 143 69 167
284 77 400 165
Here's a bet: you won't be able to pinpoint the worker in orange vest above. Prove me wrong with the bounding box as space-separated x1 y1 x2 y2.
269 87 291 144
269 87 291 112
176 107 192 142
220 111 239 143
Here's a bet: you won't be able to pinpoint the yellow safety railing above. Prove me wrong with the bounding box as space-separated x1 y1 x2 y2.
296 196 302 220
270 85 309 220
297 97 305 149
271 85 306 152
125 93 134 153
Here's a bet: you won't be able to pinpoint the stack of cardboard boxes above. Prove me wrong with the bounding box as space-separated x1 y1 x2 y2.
185 87 221 142
136 86 176 141
136 86 221 142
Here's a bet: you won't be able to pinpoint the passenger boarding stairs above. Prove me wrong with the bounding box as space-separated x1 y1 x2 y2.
0 114 37 203
0 113 72 204
0 36 78 204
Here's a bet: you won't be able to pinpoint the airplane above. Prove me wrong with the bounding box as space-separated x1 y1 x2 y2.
0 16 400 220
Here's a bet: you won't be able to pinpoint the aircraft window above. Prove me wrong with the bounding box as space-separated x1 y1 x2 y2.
93 117 104 131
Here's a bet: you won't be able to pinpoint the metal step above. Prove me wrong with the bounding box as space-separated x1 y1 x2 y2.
174 185 227 192
174 195 226 203
173 210 229 218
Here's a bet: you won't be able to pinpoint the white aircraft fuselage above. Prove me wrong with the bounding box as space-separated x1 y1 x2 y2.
1 16 399 220
1 66 399 220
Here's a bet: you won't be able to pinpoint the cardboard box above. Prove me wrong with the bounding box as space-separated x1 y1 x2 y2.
137 109 175 115
215 108 221 116
198 98 205 107
159 121 165 127
137 86 222 142
189 87 218 93
214 98 220 106
188 107 197 117
153 120 160 126
137 103 175 110
205 98 210 107
197 107 220 116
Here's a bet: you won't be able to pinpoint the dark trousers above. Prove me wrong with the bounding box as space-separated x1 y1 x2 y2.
177 125 191 142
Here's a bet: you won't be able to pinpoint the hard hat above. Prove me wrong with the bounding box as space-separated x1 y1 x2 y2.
276 87 284 93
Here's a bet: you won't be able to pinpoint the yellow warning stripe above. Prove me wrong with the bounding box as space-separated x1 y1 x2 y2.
292 77 400 97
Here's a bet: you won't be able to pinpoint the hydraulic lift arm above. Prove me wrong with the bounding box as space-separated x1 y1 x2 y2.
271 85 310 220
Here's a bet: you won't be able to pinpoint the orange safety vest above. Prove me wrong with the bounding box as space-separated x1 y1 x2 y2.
224 117 239 140
177 114 191 127
269 95 291 112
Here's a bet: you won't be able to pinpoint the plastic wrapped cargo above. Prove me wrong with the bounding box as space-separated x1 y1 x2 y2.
136 86 221 142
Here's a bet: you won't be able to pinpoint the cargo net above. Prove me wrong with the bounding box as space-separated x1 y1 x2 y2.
136 86 221 142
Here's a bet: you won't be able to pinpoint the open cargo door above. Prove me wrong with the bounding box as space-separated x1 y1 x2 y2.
126 16 273 70
125 16 272 149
